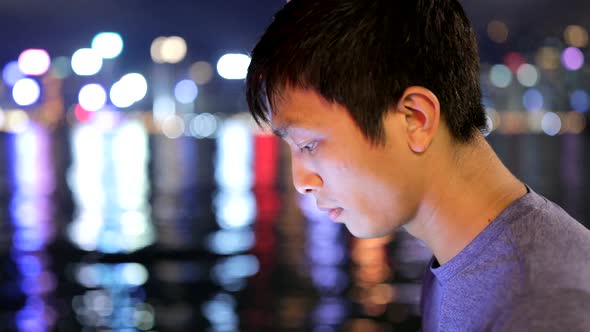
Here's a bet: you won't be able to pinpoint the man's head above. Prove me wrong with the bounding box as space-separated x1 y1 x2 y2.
246 0 488 237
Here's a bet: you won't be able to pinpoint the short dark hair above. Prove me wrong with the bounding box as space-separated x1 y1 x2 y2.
246 0 487 144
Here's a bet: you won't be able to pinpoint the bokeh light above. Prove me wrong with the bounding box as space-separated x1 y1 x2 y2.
157 36 187 64
3 61 25 86
78 84 107 111
489 64 512 88
110 73 148 108
71 48 103 76
536 47 561 70
541 112 561 136
150 37 167 63
91 32 124 59
516 64 539 87
161 115 185 139
561 47 584 71
563 111 587 134
174 79 198 104
503 52 526 73
18 49 51 76
110 80 134 108
523 88 544 112
190 113 218 138
50 56 71 79
190 61 214 84
570 89 590 112
564 25 589 48
487 20 509 43
12 78 41 106
217 53 251 80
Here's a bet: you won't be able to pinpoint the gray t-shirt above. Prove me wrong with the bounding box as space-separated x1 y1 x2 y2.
421 186 590 331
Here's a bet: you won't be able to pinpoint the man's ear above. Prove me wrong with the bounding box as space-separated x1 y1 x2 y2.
397 86 441 153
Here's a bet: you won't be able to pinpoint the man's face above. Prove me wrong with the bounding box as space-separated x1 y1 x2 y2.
271 88 424 238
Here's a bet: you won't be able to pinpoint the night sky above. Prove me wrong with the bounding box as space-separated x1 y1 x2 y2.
0 0 588 68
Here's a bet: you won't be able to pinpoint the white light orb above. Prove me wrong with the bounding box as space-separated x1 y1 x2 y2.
12 78 41 106
91 32 124 59
71 48 103 76
78 84 107 111
217 53 251 80
18 49 51 76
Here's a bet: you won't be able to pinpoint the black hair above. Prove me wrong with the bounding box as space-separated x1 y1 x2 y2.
246 0 487 144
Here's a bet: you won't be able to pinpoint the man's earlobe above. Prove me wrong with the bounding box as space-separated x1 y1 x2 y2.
399 86 441 153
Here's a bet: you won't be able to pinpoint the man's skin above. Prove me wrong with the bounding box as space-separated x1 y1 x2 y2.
270 86 526 265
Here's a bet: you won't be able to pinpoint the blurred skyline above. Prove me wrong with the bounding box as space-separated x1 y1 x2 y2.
0 0 589 67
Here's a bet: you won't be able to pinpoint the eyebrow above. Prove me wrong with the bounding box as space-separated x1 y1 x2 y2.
272 125 289 139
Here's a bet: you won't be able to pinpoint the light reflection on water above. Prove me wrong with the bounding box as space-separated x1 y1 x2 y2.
0 114 587 331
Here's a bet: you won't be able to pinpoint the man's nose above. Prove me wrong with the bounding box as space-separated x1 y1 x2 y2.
291 157 323 194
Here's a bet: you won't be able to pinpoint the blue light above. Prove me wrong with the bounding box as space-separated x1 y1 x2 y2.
523 88 544 112
570 89 590 112
18 255 42 277
2 61 25 86
174 79 198 104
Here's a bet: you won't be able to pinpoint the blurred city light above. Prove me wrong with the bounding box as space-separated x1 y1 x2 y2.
190 61 214 84
110 73 148 108
536 47 561 70
202 293 239 330
71 48 103 76
111 121 150 211
541 112 561 136
523 88 544 112
570 89 590 112
561 47 584 71
4 109 30 133
50 56 71 79
110 80 134 108
487 20 509 43
206 229 255 255
161 115 185 139
3 61 25 86
503 52 526 73
211 254 260 286
121 73 148 102
214 190 256 229
189 112 218 138
564 25 589 48
91 32 124 59
216 53 251 80
150 37 167 63
215 116 253 189
153 96 176 122
174 79 198 104
18 49 51 76
489 64 512 88
161 36 187 63
78 83 107 111
151 36 187 64
12 78 41 106
74 104 92 123
516 63 539 87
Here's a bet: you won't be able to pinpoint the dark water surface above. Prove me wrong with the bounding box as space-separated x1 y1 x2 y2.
0 120 587 331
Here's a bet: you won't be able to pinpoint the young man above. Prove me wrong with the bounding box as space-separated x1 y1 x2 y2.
246 0 590 330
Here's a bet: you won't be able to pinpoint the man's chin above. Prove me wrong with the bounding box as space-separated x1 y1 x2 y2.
346 224 395 239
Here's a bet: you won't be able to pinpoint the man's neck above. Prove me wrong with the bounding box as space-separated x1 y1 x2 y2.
404 136 527 265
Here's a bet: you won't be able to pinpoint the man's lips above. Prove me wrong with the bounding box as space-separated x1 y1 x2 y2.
317 206 343 221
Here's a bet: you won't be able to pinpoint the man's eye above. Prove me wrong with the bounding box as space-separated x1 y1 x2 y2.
298 141 317 154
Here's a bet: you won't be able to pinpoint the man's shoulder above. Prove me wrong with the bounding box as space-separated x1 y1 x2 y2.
503 190 590 257
500 190 590 291
492 288 590 332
